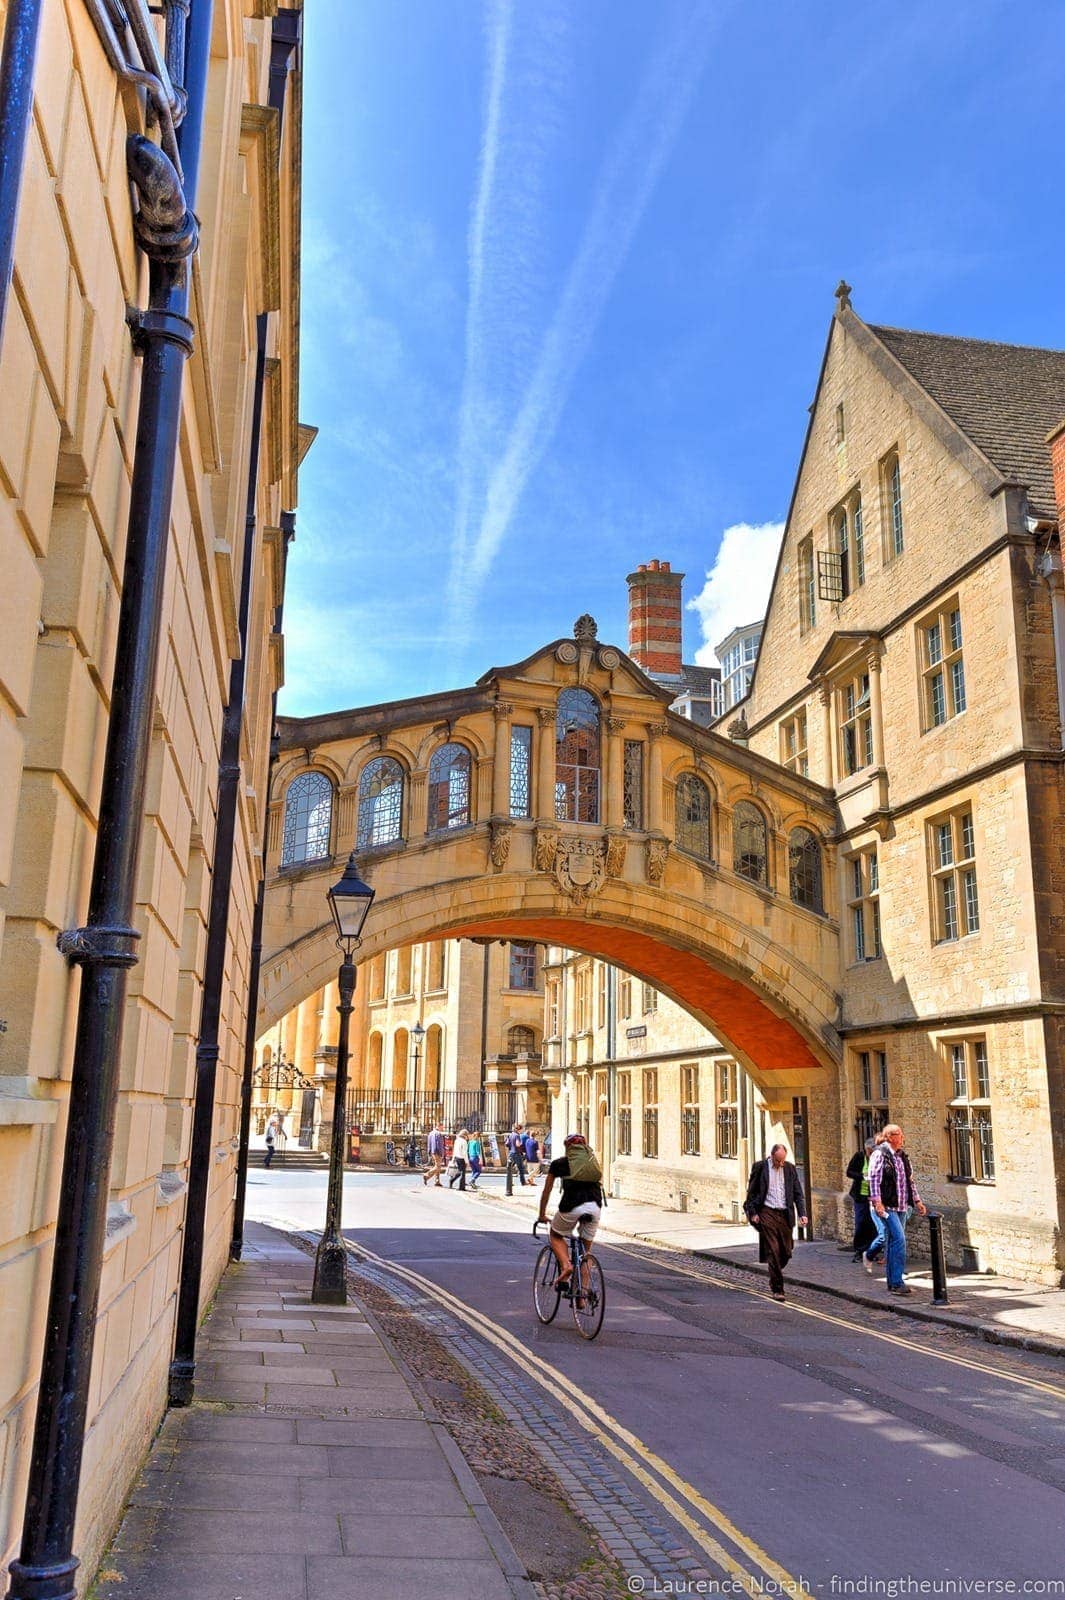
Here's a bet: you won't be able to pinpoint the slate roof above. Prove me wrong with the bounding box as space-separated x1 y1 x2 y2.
679 663 720 695
870 325 1065 518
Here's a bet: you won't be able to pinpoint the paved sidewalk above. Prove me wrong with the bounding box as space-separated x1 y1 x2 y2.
480 1179 1065 1358
92 1223 532 1600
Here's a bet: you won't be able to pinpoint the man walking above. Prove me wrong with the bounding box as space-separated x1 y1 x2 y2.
423 1121 446 1187
869 1124 926 1295
506 1122 528 1187
744 1142 808 1301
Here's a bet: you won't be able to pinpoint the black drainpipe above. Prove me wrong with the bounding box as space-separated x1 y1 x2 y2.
0 0 44 349
5 6 212 1599
230 509 294 1262
168 6 300 1405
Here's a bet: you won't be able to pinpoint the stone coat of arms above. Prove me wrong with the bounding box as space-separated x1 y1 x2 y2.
551 835 607 907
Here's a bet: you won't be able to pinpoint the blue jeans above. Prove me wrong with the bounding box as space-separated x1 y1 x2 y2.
882 1209 908 1288
863 1206 886 1261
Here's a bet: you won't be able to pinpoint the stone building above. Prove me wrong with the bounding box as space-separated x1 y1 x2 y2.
0 0 306 1582
738 285 1065 1281
253 937 547 1159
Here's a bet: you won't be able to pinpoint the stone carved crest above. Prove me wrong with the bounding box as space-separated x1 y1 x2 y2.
604 833 627 878
552 835 606 907
533 823 559 873
488 819 513 871
645 836 669 885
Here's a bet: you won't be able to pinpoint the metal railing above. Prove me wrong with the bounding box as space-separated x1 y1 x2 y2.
855 1105 888 1146
345 1087 519 1136
946 1109 995 1184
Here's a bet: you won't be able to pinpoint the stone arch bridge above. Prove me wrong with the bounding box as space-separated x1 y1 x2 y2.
261 620 843 1133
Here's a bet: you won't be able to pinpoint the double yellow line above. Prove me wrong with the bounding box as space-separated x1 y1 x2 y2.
600 1239 1065 1402
346 1237 802 1596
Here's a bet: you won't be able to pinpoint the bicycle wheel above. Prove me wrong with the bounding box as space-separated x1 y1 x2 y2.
571 1256 606 1340
533 1245 562 1324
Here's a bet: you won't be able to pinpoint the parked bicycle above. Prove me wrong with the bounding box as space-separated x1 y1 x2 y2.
532 1221 606 1340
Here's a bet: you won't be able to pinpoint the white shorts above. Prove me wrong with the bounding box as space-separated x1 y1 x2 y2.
550 1201 601 1242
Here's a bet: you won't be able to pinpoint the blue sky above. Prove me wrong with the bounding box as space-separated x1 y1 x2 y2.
283 0 1063 715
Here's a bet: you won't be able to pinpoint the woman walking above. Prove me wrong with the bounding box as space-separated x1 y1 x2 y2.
467 1130 483 1188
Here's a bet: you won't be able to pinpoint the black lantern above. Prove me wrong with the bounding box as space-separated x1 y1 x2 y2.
326 852 375 948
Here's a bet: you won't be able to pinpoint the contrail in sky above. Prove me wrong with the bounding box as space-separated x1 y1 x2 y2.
446 0 719 641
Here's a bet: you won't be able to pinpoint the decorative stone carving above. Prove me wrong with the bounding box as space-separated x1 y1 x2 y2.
727 710 749 744
598 646 621 671
555 641 579 665
533 823 559 873
573 614 598 642
493 700 514 719
645 836 669 885
605 833 627 878
536 705 555 726
488 819 513 870
605 715 626 735
552 834 606 908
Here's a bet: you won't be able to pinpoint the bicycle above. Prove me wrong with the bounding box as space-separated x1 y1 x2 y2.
532 1221 606 1341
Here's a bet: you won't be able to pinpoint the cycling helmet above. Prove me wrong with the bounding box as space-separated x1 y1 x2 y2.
563 1133 587 1146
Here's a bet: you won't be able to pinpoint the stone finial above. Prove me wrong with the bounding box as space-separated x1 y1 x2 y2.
727 710 749 744
835 279 852 311
573 614 598 643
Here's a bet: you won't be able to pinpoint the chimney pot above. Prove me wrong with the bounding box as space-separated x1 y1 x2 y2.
626 559 685 679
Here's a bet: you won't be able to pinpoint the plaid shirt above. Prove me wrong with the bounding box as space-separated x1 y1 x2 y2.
869 1145 922 1210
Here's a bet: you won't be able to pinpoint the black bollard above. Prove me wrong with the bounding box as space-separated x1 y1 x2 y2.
927 1211 949 1305
506 1158 514 1197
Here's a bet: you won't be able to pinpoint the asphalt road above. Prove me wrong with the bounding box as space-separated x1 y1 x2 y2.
247 1166 1065 1589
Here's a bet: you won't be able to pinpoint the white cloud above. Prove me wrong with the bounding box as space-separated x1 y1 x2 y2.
688 522 784 665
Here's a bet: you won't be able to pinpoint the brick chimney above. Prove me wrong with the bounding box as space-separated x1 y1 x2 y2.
627 559 685 679
1051 421 1065 522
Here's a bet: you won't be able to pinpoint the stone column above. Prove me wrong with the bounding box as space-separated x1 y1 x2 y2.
535 704 556 821
337 783 357 851
819 685 835 788
492 701 513 815
410 767 428 836
605 715 625 829
646 723 668 834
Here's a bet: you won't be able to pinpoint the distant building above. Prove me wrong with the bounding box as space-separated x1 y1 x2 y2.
715 619 764 710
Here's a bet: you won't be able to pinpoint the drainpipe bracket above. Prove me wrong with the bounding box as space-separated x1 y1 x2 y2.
128 305 195 357
56 923 141 969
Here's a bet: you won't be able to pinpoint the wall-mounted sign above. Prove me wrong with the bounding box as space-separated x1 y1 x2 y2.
626 1025 647 1039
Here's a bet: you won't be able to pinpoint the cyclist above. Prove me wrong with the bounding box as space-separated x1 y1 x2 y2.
537 1133 603 1296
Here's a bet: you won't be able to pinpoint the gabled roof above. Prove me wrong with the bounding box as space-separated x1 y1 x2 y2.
679 663 720 695
806 629 882 681
869 325 1065 518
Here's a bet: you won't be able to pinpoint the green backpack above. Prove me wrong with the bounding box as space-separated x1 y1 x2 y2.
565 1144 602 1185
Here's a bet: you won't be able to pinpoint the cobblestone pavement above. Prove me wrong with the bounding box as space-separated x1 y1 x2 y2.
339 1247 723 1600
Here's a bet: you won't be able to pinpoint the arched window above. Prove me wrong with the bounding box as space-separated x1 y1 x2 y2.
365 1032 383 1091
391 1027 409 1093
424 1024 443 1096
428 743 471 831
789 826 823 912
508 1025 537 1057
675 774 712 860
357 756 404 849
281 771 333 866
555 687 600 823
733 800 768 885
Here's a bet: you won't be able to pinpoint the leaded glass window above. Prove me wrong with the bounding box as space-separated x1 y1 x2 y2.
509 726 532 818
788 827 823 911
281 771 333 867
356 756 404 850
623 740 643 829
733 800 768 885
555 688 600 823
428 743 471 831
509 943 539 990
675 774 711 860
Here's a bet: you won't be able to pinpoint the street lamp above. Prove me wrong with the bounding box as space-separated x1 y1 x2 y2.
410 1019 425 1095
312 852 375 1304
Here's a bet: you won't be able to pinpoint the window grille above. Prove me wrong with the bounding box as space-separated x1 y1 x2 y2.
509 726 532 817
555 688 600 823
623 740 644 829
508 1025 536 1056
675 773 711 860
427 743 471 831
357 757 404 849
945 1039 994 1182
733 801 768 885
855 1048 888 1139
788 827 822 911
818 548 843 603
715 1060 739 1159
281 771 333 867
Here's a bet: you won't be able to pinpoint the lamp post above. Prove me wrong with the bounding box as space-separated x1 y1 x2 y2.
410 1019 425 1095
312 852 375 1305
